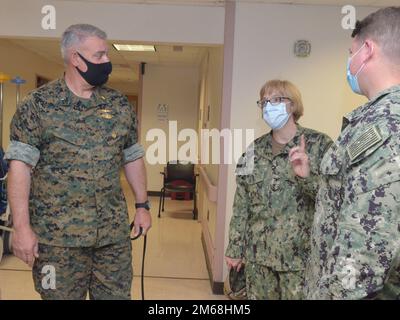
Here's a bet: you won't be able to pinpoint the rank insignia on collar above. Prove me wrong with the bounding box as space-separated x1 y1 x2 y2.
346 125 382 162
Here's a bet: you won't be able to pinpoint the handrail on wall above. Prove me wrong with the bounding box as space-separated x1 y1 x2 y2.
198 165 218 203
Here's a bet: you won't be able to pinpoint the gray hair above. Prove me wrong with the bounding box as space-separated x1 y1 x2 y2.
61 24 107 64
352 7 400 63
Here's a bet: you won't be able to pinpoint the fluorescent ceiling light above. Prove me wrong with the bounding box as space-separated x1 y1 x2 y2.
113 44 156 52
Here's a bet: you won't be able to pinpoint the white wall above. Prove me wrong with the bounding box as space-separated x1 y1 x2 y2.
0 0 224 45
222 3 378 279
141 64 199 191
0 39 64 148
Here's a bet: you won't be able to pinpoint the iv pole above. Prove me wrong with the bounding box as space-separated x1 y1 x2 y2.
11 76 27 107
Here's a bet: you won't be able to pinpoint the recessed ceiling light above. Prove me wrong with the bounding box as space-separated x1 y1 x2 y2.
113 44 156 52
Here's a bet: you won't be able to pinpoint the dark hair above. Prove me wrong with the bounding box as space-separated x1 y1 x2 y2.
351 7 400 62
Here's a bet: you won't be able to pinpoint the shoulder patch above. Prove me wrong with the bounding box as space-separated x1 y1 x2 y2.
346 125 382 162
235 152 248 169
235 150 254 176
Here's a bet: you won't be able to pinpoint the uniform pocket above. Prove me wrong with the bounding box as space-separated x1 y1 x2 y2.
51 127 86 147
44 129 87 169
246 175 265 206
104 126 129 146
104 117 129 146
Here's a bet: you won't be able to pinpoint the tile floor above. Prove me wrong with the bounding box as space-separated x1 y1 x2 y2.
0 176 226 300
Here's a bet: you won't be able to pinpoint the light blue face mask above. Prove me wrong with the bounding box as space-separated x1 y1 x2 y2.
347 43 366 95
262 102 290 130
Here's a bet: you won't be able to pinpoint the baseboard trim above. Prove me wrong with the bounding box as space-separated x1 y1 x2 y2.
148 191 193 200
201 233 224 295
148 191 162 197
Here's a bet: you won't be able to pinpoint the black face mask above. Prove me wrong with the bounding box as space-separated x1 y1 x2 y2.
76 52 112 87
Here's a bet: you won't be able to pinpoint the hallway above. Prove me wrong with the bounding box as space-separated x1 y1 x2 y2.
0 175 225 300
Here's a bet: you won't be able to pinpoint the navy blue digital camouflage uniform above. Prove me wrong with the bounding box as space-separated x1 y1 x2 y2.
305 85 400 300
226 125 332 299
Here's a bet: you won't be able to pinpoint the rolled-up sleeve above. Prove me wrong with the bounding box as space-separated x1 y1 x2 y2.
123 143 145 164
4 97 42 167
122 99 145 164
5 141 40 167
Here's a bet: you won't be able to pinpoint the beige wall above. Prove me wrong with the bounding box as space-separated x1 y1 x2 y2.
0 0 387 288
108 80 139 96
198 47 224 186
197 46 224 247
0 39 64 148
222 3 378 279
140 64 199 192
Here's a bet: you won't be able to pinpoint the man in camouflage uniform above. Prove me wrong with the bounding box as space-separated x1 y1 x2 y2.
5 24 151 299
225 80 332 299
291 7 400 299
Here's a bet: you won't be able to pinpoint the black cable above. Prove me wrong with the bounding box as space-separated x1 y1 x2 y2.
130 222 146 300
141 234 147 300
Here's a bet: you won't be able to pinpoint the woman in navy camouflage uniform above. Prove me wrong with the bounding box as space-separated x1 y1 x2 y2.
225 80 332 300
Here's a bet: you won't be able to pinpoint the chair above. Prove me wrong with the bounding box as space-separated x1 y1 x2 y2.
158 161 198 219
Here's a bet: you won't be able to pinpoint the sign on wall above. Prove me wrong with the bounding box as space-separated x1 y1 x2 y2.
157 103 168 122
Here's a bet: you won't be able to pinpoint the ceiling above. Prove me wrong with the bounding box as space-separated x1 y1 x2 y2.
7 0 399 93
64 0 400 7
8 38 208 94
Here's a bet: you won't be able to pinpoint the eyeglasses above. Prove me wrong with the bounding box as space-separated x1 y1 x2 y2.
257 96 291 108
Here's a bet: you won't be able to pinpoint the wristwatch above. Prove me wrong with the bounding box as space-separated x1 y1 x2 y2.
135 200 151 210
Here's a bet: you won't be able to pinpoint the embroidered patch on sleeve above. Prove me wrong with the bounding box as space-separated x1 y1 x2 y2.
346 125 382 162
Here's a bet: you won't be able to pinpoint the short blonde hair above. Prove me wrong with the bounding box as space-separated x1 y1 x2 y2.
259 79 304 121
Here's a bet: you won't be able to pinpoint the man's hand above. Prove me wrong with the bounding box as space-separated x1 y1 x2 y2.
225 256 243 272
132 208 152 237
289 134 310 178
12 225 39 267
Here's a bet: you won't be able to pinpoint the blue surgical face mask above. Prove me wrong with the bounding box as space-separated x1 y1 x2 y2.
347 43 366 95
262 102 290 130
